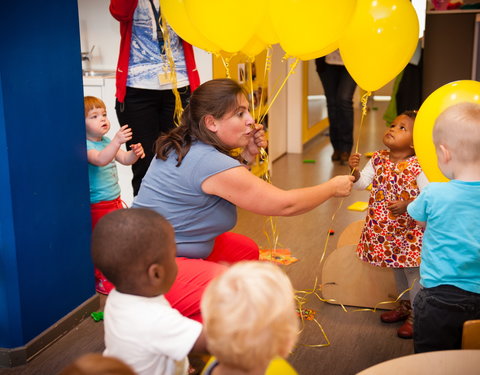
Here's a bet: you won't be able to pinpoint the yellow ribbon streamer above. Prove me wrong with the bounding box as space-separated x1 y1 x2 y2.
259 57 299 125
160 14 184 127
218 53 232 79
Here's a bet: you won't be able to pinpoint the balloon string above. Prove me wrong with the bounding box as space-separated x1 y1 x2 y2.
354 91 372 154
248 59 256 120
295 278 331 347
256 46 272 123
294 277 418 348
254 47 279 258
258 57 299 124
317 198 345 267
299 277 418 315
316 90 376 267
262 215 281 251
160 14 183 126
318 92 373 268
295 89 420 348
219 54 232 78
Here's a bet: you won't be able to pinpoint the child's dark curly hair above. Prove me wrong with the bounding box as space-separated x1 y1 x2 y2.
401 110 418 120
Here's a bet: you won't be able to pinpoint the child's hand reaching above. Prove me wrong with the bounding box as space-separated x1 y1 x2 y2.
113 125 133 145
130 143 145 159
348 153 361 182
387 200 410 216
348 153 361 170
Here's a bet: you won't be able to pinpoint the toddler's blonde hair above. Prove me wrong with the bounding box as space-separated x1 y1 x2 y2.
433 102 480 162
201 261 299 372
84 96 106 118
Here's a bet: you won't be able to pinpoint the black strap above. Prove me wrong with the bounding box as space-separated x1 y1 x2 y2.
148 0 164 54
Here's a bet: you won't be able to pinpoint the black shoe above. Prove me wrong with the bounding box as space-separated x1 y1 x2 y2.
339 152 350 165
331 150 340 161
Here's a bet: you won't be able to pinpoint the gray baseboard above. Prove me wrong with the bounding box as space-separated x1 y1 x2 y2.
0 294 100 368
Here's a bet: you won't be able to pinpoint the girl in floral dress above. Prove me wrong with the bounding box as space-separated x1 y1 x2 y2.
348 110 428 339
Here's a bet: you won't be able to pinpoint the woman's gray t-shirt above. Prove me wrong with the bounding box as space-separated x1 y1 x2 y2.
133 141 241 258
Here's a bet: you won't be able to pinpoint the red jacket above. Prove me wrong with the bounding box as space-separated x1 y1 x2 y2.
110 0 200 103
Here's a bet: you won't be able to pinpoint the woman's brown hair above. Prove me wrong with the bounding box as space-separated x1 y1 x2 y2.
155 78 249 166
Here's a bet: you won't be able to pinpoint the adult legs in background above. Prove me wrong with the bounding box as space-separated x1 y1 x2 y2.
414 285 480 353
396 55 423 114
317 63 356 163
116 86 191 195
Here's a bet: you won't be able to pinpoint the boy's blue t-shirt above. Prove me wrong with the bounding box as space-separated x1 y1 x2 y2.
407 180 480 293
133 141 240 259
86 137 121 204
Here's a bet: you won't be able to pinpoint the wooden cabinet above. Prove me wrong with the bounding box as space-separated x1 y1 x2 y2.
423 10 480 100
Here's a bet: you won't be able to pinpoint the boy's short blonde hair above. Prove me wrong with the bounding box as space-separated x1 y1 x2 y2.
84 96 106 118
433 102 480 162
201 261 299 371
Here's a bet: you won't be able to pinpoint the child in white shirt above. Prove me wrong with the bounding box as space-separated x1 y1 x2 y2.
91 208 207 375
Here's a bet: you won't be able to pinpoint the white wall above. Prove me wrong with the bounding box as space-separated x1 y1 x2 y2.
77 0 212 78
77 0 119 71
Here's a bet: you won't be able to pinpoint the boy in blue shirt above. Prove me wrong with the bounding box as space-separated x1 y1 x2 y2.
408 102 480 352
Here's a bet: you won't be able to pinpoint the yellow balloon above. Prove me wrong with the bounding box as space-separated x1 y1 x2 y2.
339 0 419 92
204 357 297 375
241 35 268 59
295 41 339 61
256 12 279 45
185 0 267 53
160 0 219 52
266 357 298 375
269 0 355 59
414 80 480 182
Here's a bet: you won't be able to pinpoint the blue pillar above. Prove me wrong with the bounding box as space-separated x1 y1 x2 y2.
0 1 93 348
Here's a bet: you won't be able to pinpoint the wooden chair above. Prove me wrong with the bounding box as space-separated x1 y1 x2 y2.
462 319 480 349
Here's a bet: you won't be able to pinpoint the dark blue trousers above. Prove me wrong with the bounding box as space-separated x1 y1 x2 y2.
315 60 357 154
414 284 480 353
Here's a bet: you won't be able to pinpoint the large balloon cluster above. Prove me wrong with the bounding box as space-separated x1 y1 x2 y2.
161 0 420 92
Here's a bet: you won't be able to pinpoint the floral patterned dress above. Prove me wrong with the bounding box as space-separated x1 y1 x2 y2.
357 150 424 268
